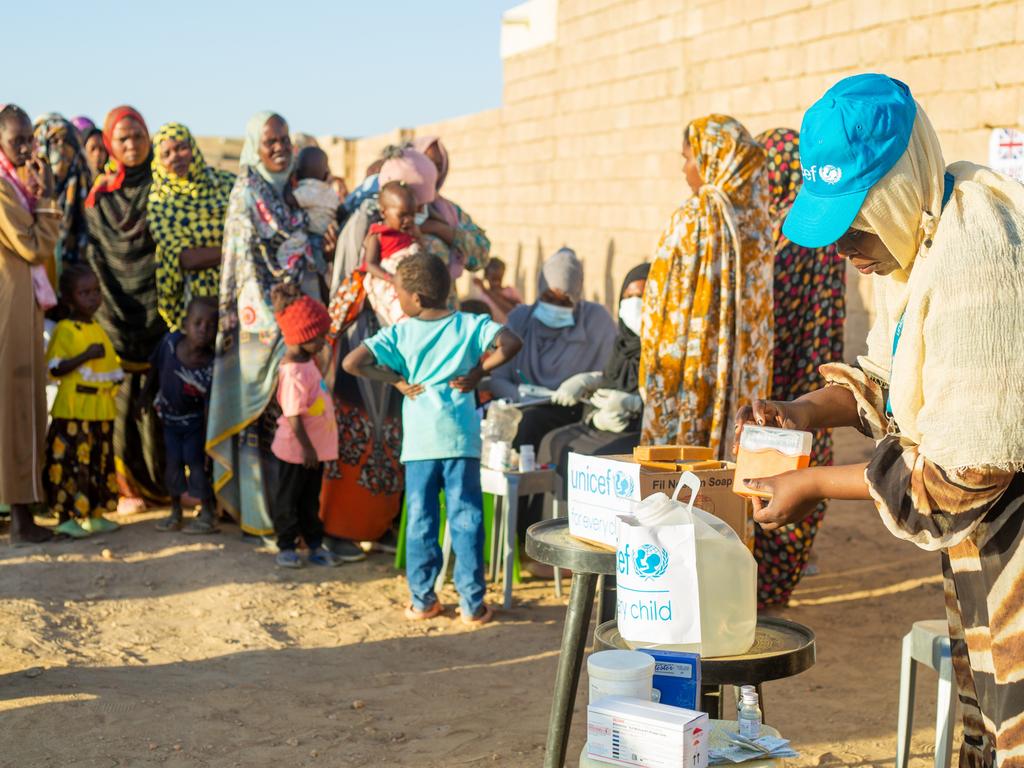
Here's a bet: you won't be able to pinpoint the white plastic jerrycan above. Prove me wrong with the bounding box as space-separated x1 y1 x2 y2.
617 472 757 658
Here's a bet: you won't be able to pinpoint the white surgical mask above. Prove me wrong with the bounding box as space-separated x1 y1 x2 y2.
414 205 429 226
534 301 576 329
618 296 643 336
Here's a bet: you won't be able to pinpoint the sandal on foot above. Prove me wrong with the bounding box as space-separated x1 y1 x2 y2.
116 497 146 516
404 602 444 621
155 514 183 532
80 516 120 534
460 604 495 626
55 519 92 539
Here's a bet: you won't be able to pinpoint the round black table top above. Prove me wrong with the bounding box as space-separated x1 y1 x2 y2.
525 519 616 576
593 617 816 685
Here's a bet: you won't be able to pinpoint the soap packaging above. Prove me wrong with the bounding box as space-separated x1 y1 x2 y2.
732 426 813 498
637 649 701 710
587 696 708 768
567 453 752 550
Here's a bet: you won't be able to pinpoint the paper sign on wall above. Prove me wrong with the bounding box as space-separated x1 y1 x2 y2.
989 128 1024 182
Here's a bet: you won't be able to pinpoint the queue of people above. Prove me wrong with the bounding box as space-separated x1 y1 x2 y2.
3 71 1023 761
0 100 841 606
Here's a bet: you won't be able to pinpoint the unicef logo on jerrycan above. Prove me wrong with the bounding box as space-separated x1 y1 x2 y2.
634 544 669 580
616 543 669 580
617 541 674 624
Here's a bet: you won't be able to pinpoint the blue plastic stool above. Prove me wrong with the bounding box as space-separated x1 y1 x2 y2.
896 619 956 768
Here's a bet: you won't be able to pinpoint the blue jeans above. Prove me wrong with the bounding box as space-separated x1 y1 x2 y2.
163 421 211 500
404 458 485 615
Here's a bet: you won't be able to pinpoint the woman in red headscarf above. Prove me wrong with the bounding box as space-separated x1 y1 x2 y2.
84 106 167 511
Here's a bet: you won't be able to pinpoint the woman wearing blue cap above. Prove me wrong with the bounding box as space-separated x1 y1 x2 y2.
737 74 1024 765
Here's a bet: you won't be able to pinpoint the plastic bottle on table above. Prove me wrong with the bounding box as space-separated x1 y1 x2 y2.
738 688 762 739
735 684 755 720
519 445 536 472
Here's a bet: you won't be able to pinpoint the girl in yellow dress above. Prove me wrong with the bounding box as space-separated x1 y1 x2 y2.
44 263 124 537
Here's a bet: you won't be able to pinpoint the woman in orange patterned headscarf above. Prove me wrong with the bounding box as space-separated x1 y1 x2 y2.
639 114 774 454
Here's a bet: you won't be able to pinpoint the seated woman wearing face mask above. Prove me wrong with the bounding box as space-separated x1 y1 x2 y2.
489 247 618 536
536 263 650 500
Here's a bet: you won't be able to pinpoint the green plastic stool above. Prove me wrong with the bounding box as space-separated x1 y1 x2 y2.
394 492 520 584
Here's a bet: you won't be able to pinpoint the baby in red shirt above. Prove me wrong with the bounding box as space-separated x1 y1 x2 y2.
363 181 423 326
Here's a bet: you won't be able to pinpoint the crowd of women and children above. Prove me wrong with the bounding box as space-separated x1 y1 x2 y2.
3 70 1024 762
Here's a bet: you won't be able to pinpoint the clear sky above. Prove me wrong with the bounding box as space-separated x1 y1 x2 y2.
5 0 522 138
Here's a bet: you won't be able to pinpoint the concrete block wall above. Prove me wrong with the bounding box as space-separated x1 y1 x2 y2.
218 0 1024 362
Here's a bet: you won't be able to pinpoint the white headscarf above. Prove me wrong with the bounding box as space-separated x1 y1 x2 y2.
239 111 293 193
855 106 1024 472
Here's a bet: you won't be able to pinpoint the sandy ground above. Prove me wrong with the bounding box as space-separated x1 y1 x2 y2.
0 428 954 768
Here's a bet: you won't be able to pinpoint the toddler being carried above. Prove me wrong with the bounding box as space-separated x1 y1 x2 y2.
286 146 340 276
363 180 423 326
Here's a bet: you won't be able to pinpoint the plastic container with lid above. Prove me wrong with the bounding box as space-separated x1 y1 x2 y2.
519 444 536 472
732 425 813 498
587 650 655 705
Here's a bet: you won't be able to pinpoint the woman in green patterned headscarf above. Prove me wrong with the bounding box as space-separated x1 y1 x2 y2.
148 123 235 331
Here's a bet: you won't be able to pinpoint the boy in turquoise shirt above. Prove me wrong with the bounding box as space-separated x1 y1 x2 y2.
343 253 522 624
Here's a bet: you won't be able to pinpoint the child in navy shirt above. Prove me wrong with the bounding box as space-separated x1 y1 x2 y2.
147 297 218 534
344 253 522 625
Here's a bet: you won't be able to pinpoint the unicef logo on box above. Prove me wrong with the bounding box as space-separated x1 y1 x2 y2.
634 544 669 580
613 470 635 498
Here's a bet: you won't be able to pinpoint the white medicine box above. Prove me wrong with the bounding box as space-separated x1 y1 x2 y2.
587 696 709 768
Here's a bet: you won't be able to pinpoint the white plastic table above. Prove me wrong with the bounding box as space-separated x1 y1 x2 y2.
437 466 558 609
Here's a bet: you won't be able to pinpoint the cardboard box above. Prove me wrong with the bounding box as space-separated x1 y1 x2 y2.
587 696 709 768
567 453 753 550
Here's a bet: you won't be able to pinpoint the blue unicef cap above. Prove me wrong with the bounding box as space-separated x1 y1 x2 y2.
782 74 917 248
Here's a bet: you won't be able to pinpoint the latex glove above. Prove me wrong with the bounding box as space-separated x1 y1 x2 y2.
590 389 643 415
552 371 603 407
591 407 632 433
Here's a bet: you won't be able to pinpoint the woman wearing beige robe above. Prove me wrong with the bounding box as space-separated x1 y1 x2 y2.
0 105 60 544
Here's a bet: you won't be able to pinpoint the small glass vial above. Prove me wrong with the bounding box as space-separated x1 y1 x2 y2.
735 685 755 721
738 689 762 739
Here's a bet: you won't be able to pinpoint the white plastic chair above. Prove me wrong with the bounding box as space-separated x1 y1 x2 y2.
896 619 956 768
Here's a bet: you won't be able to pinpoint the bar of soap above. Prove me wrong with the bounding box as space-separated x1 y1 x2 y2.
678 459 723 471
733 426 812 498
633 445 714 462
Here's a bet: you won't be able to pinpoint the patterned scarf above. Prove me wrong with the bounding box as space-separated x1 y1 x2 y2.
0 145 34 212
33 113 91 263
239 111 293 194
148 122 235 330
757 128 845 405
639 114 774 453
0 133 60 310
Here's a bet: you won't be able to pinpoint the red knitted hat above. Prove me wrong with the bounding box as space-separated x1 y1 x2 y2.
275 295 330 346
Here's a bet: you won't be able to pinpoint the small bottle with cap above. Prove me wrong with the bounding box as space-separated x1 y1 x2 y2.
519 444 536 472
735 685 755 721
738 688 762 739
